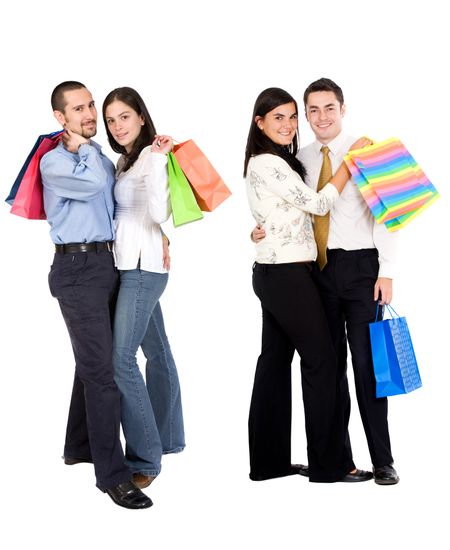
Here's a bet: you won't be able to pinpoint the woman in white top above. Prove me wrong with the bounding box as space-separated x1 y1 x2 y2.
103 87 185 490
244 87 371 483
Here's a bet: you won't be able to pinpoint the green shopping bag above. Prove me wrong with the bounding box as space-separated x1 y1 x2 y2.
167 152 204 227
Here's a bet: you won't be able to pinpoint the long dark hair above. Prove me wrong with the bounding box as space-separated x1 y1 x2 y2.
102 87 157 172
243 87 307 179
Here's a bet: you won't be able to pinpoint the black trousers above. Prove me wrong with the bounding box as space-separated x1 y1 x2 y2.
312 248 393 468
250 262 354 482
49 249 131 490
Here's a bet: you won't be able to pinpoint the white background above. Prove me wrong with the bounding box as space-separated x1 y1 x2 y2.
1 0 448 548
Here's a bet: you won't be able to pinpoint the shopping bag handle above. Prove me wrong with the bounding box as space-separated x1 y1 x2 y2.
374 303 400 322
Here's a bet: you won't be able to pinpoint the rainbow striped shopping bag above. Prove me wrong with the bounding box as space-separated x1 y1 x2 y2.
344 138 439 232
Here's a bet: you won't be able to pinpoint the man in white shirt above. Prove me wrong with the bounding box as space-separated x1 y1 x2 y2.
252 78 399 485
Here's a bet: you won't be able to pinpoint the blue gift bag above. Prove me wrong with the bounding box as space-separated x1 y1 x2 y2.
369 304 422 398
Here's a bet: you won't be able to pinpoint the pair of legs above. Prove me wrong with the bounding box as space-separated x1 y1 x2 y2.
312 248 394 468
112 268 185 477
250 262 354 483
49 249 131 490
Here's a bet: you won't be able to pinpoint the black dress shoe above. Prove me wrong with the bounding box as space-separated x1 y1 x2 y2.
340 469 373 482
292 464 309 477
103 481 153 509
63 456 93 465
373 464 399 485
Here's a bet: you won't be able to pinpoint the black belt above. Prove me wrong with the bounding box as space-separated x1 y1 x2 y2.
55 241 113 254
327 248 377 258
253 261 313 273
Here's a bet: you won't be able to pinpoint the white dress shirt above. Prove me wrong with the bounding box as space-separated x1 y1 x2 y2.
113 146 171 273
246 153 339 264
298 132 398 278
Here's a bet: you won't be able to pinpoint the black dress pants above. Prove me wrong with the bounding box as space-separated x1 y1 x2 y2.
250 262 354 482
312 249 393 468
49 249 131 490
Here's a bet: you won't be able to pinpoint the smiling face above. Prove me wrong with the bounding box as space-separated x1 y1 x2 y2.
104 99 144 153
54 88 97 138
304 90 345 144
255 101 298 146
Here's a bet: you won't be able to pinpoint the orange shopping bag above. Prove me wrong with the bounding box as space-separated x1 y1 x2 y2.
173 140 231 212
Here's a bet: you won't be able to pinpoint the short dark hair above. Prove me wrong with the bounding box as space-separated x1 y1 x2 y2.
303 78 344 107
102 87 157 172
243 87 306 180
51 81 86 112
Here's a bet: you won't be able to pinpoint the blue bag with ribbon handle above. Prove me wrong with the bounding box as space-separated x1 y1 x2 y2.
369 304 422 398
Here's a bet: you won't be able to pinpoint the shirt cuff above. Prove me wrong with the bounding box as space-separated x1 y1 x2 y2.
321 182 340 202
78 143 93 159
378 260 396 279
161 228 170 246
150 151 169 165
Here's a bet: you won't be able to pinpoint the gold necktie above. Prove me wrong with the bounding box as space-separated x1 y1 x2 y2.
314 146 332 270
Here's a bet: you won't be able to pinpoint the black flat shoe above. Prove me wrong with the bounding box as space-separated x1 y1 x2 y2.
292 464 309 477
340 469 373 482
373 464 399 485
63 456 93 465
250 464 308 481
103 481 153 509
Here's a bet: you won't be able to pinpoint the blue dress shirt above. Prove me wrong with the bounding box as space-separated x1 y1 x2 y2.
41 141 116 244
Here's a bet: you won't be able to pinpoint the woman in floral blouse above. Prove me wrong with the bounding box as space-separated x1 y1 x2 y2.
244 87 370 484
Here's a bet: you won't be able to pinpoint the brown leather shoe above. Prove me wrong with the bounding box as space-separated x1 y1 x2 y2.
133 473 156 489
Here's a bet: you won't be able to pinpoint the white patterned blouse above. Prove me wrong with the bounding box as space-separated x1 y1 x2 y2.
246 153 339 264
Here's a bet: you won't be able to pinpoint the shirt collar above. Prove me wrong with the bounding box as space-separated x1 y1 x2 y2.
89 139 102 152
57 138 102 155
313 131 348 157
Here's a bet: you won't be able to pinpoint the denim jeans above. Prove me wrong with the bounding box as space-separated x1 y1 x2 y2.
112 268 185 476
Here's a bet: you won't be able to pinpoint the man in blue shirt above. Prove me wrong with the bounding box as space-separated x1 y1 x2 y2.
41 81 152 509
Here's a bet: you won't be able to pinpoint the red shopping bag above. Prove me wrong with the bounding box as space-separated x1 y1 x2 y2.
173 140 231 212
9 131 63 219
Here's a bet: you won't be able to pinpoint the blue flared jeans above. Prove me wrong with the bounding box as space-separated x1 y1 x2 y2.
112 268 185 476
